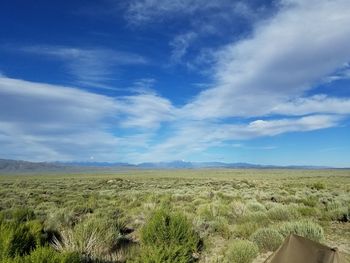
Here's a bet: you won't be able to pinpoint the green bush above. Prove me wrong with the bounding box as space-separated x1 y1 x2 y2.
137 208 200 263
28 247 80 263
267 205 299 221
11 208 36 223
278 220 324 242
233 222 259 239
246 202 266 212
224 240 259 263
0 208 36 224
250 228 284 252
310 182 326 190
0 222 38 258
208 216 231 239
3 247 81 263
296 206 320 217
330 207 349 222
301 196 318 207
240 211 269 226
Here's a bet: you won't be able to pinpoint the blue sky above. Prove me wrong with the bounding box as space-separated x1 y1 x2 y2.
1 0 350 166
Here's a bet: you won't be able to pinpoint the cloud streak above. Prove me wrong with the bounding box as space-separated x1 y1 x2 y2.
17 46 148 89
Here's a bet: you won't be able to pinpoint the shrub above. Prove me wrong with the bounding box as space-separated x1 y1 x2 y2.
0 208 36 224
301 196 318 207
2 247 81 263
250 228 284 252
137 208 200 263
310 182 326 190
240 211 269 226
267 205 299 221
278 220 324 242
0 222 38 258
26 220 45 246
11 208 36 223
52 216 124 261
224 240 259 263
246 201 266 212
321 206 349 222
209 217 231 239
233 222 259 239
231 201 247 219
24 246 80 263
296 206 320 217
322 202 349 222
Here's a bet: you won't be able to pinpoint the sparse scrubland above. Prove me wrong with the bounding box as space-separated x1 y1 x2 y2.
0 169 349 262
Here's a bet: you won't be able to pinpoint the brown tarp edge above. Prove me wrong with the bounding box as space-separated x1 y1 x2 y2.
264 234 349 263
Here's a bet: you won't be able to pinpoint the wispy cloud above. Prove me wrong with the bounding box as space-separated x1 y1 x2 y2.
125 0 276 68
17 46 148 89
325 63 350 83
170 32 197 64
125 0 267 24
231 144 277 150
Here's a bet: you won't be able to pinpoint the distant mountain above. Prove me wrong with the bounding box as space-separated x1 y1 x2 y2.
57 161 134 167
0 158 337 173
137 160 194 169
0 159 67 173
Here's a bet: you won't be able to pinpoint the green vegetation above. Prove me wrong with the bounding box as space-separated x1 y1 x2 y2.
250 228 284 252
134 208 200 262
0 169 349 262
278 220 324 242
223 240 258 263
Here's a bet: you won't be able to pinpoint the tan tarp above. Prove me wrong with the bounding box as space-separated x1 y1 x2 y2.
264 234 349 263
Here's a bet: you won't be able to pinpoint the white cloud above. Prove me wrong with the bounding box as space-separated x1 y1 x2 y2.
0 74 347 162
0 76 172 161
0 76 118 161
271 95 350 116
183 0 350 119
116 93 176 129
129 115 341 162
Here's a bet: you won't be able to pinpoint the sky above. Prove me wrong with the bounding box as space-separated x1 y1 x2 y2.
0 0 350 167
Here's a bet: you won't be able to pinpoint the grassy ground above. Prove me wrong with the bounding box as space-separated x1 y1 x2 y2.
0 169 349 262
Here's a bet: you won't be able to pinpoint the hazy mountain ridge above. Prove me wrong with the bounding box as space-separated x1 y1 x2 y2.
0 159 337 173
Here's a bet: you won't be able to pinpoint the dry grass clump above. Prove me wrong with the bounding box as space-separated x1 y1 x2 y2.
231 201 247 219
52 215 130 262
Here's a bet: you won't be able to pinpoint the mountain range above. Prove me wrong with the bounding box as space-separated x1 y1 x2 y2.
0 159 338 173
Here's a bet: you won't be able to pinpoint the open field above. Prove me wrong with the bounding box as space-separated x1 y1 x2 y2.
0 169 349 262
